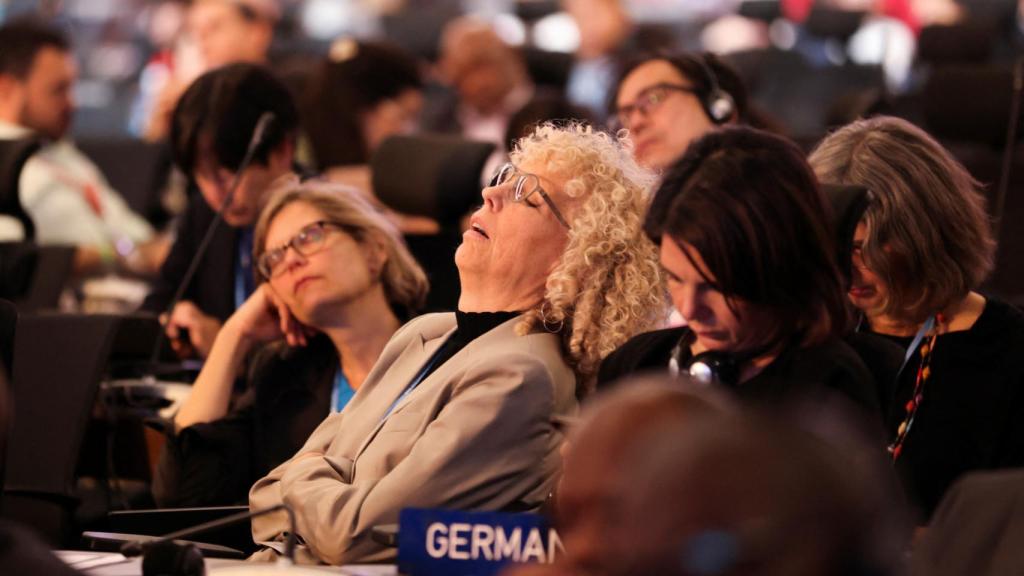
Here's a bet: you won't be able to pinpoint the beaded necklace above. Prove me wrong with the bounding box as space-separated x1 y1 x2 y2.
887 313 944 460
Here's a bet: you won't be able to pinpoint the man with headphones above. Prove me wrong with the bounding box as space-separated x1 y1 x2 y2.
611 52 748 171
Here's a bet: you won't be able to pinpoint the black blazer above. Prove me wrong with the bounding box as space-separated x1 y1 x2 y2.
141 194 238 323
598 326 883 426
152 335 337 507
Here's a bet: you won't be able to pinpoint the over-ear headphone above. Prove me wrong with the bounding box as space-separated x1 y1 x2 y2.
669 333 742 388
669 330 782 389
686 350 742 387
687 53 736 125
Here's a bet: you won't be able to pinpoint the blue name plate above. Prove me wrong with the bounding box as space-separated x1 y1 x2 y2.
397 508 562 576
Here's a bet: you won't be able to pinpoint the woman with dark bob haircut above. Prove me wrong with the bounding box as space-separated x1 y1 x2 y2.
600 126 880 420
810 116 1024 522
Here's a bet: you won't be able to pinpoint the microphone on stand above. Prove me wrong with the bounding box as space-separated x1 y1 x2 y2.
145 111 277 377
120 504 297 576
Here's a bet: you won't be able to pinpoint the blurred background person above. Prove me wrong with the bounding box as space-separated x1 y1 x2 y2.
426 16 534 172
303 38 423 173
611 52 751 172
300 37 438 234
154 181 428 507
142 63 300 359
248 123 663 563
562 0 635 115
0 19 165 275
142 0 279 142
599 127 881 426
810 115 1024 523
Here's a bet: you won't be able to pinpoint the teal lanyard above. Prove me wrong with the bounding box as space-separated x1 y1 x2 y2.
330 370 355 413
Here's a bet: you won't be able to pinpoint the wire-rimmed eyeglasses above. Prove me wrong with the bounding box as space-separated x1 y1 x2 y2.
256 221 346 279
489 163 571 229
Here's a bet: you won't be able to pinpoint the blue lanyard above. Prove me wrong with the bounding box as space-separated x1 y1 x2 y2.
896 316 937 379
234 227 255 309
330 369 355 413
379 341 450 423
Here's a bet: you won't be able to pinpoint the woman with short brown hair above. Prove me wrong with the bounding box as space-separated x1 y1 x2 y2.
811 115 1024 522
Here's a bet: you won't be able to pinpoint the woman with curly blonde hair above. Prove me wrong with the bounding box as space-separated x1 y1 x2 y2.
599 127 880 423
248 122 663 565
509 122 666 386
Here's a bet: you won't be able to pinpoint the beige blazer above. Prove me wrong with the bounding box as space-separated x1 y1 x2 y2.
249 313 578 565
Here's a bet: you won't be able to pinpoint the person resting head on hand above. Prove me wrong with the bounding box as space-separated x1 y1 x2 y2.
154 179 427 507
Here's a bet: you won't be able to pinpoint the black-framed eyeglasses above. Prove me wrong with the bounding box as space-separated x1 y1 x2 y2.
489 163 571 229
612 83 698 129
257 220 346 279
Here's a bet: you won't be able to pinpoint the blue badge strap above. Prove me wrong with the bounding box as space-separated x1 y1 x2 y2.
896 315 936 378
380 341 450 423
331 370 355 413
235 227 255 309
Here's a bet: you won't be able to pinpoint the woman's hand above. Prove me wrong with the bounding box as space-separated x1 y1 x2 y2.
174 286 312 431
227 284 311 348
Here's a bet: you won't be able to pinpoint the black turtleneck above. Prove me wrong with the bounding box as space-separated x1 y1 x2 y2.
415 310 520 384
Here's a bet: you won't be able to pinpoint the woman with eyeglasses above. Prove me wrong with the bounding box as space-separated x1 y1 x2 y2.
598 127 881 422
247 122 664 565
810 116 1024 522
152 180 428 507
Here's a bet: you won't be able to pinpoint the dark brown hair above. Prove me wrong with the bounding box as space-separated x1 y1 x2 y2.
302 39 422 168
0 19 68 80
645 126 848 346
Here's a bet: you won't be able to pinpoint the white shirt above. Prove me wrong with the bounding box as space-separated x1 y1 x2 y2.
0 120 154 250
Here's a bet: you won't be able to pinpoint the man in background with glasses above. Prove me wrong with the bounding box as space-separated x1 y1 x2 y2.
611 53 750 172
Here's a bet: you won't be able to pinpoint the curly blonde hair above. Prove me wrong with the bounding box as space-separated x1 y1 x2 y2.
512 122 666 390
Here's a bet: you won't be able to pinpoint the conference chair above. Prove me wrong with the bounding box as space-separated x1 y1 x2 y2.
737 0 783 23
77 138 173 229
371 133 496 312
0 299 15 498
0 138 40 241
912 468 1024 576
920 64 1024 304
724 47 884 142
803 6 867 43
1 312 128 546
917 19 997 66
0 300 14 382
0 242 76 311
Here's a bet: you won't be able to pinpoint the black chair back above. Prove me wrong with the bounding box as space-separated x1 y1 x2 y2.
0 299 15 382
1 313 124 545
0 138 41 241
917 19 997 66
77 138 172 228
371 133 495 226
371 134 495 312
0 243 75 311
